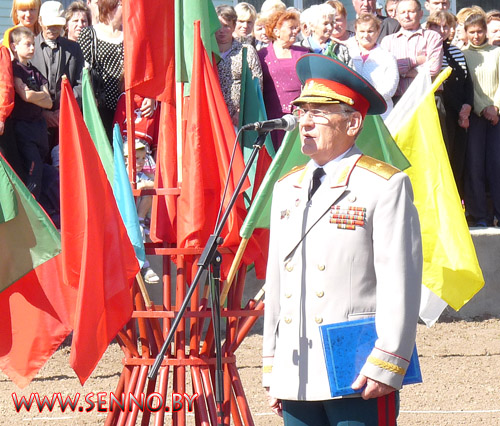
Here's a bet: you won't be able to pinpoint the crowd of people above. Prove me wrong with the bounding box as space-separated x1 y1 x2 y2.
0 0 499 242
216 0 500 227
0 0 159 283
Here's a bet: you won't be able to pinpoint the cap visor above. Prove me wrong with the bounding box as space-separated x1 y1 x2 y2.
291 96 341 106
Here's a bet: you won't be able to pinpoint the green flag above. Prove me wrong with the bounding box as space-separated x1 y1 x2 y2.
0 163 16 223
82 68 114 183
0 155 61 292
240 128 307 239
240 116 410 238
357 115 410 171
239 47 275 206
175 0 220 85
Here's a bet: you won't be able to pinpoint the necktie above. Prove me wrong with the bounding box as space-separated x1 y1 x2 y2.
308 167 325 201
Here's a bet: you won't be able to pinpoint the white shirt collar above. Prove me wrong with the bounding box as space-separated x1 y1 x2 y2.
308 147 351 182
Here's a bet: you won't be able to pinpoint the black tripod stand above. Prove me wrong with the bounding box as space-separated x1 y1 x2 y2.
148 131 270 426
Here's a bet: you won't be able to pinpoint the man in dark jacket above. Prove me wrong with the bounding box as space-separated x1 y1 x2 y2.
32 0 84 151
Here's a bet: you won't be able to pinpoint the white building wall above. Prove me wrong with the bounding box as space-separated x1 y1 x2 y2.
0 0 12 42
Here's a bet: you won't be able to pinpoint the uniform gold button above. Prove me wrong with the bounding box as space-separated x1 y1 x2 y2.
285 293 292 298
285 263 294 272
316 291 324 298
315 316 323 324
318 264 325 271
284 316 292 324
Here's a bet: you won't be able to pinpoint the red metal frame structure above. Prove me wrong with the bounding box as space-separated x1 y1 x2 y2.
104 242 264 426
104 69 266 423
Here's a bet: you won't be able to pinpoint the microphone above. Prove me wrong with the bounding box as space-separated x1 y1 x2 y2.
241 114 298 132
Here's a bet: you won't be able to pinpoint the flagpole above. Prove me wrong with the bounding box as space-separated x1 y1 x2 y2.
220 237 249 305
125 89 137 185
148 132 270 383
136 272 153 308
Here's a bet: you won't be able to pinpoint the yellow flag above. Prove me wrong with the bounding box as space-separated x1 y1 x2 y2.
389 68 484 311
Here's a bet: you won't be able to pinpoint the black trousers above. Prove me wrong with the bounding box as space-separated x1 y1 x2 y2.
13 118 48 200
282 392 399 426
0 118 25 181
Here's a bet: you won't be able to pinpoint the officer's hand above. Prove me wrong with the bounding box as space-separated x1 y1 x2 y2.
351 374 396 400
265 387 282 417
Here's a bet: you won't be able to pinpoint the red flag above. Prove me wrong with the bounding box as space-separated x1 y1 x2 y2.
59 78 139 384
0 256 76 388
122 0 175 102
150 102 178 244
0 154 76 388
122 0 179 243
177 21 249 275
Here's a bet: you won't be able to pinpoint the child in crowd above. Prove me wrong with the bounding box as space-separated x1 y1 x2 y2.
124 138 159 285
9 26 52 200
113 92 160 161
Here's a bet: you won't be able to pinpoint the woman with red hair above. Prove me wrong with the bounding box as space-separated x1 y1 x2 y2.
2 0 42 48
258 10 308 150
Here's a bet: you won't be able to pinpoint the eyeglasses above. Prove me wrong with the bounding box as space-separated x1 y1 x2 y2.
292 107 342 124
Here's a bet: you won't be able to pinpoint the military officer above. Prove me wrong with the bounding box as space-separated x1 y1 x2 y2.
262 54 422 425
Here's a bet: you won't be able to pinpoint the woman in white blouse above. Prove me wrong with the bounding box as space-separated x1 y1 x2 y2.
348 13 399 120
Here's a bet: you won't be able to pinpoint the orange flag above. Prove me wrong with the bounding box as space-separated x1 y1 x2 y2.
177 21 249 276
59 78 139 384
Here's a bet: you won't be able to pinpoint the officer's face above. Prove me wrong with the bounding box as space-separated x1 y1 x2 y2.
298 103 362 166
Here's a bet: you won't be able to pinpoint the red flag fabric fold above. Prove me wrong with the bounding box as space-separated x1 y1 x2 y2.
59 78 139 385
0 255 76 388
0 152 76 388
122 0 175 102
150 102 178 244
177 21 249 277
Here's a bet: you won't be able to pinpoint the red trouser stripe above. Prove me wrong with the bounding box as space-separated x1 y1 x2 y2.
377 392 396 426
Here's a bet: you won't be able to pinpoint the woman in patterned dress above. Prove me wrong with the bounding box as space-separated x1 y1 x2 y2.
215 5 262 127
78 0 153 141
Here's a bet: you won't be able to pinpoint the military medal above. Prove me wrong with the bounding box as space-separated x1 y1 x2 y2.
330 205 366 229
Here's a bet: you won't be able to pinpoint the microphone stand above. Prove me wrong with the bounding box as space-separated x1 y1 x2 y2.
148 131 270 426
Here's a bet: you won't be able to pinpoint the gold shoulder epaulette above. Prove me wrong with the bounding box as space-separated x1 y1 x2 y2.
278 165 306 182
356 156 400 180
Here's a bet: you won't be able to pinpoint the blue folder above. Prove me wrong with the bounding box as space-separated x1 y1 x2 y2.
319 317 422 397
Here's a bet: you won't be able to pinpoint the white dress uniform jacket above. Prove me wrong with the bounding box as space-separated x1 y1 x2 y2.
263 146 422 401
